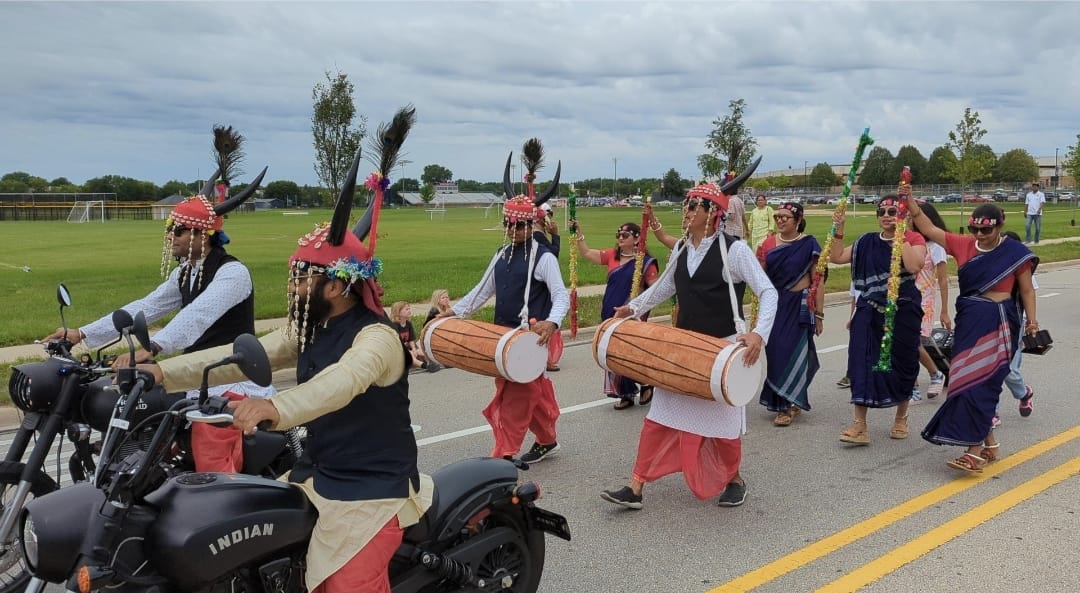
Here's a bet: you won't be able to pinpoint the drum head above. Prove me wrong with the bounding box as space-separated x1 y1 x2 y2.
712 344 766 407
498 330 547 383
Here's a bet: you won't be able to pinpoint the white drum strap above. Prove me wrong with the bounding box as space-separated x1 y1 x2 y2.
517 238 540 329
715 234 748 335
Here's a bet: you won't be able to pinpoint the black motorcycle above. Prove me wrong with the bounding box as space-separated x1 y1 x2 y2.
2 286 300 593
22 330 571 593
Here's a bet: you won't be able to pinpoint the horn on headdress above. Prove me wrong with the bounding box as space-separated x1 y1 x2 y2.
537 161 561 206
212 167 267 216
328 151 363 247
718 156 762 196
503 152 516 200
200 167 222 199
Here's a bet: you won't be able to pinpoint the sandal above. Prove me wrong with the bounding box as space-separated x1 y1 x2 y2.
946 453 986 473
638 385 654 405
890 415 909 440
980 442 1000 463
773 411 793 427
839 420 870 445
613 398 634 410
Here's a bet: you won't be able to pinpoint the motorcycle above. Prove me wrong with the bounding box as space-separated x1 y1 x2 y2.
2 286 300 593
22 330 572 593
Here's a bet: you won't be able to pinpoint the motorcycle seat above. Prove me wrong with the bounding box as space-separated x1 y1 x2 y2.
403 457 518 543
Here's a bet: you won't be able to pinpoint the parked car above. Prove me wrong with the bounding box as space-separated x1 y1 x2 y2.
963 195 992 203
826 197 842 205
942 193 962 203
1059 192 1075 201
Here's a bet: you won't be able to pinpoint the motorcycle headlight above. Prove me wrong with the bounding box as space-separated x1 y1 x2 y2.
8 358 67 413
20 511 38 572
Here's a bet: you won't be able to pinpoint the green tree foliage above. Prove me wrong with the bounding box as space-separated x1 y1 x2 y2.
698 98 758 180
49 177 72 187
946 107 991 190
160 180 191 198
1064 134 1080 189
391 177 420 192
889 145 928 183
924 146 957 184
661 168 686 199
82 175 156 201
807 162 839 187
771 175 792 190
421 164 453 185
311 70 367 201
858 146 894 186
0 171 49 193
994 149 1039 183
419 183 436 204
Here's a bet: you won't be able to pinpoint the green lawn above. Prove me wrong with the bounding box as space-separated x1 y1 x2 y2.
2 202 1078 347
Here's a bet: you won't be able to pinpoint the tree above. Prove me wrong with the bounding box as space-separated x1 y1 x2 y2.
771 175 792 190
698 98 758 180
49 177 72 187
263 180 300 205
160 180 191 198
807 162 839 187
924 146 957 184
993 149 1038 183
890 145 928 184
946 107 992 190
1064 134 1080 190
419 183 436 204
858 146 894 187
421 164 453 185
661 168 686 199
391 177 420 192
0 171 48 193
311 70 367 199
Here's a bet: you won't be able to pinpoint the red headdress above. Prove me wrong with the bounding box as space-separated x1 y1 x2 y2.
501 138 561 226
685 157 761 234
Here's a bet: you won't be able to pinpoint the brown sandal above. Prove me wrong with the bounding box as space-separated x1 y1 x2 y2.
638 385 654 405
613 398 634 410
946 453 986 473
890 415 909 440
773 412 793 427
839 420 869 445
979 443 1000 463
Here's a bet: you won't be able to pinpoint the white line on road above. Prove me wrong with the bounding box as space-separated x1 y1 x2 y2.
1039 292 1060 298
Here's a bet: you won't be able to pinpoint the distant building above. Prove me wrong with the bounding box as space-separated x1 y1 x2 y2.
400 191 501 207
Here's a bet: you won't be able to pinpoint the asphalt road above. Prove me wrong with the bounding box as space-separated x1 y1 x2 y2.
27 263 1080 593
403 263 1080 593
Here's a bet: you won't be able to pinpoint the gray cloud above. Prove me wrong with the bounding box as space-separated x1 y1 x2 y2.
2 1 1076 187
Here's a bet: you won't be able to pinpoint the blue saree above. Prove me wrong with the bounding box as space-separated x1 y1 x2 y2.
921 237 1036 446
759 235 821 412
602 254 657 398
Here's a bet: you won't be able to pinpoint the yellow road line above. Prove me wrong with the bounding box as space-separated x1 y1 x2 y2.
706 426 1080 593
815 454 1080 593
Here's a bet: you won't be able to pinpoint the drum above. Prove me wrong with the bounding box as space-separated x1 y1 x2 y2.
420 317 547 383
592 317 765 407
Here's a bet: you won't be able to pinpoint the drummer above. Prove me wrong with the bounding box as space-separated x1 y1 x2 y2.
601 171 777 510
444 140 569 465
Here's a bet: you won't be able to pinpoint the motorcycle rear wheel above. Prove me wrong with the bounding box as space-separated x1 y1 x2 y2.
0 461 61 593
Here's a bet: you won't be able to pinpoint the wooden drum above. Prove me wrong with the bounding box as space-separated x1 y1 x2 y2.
592 318 766 407
420 317 547 383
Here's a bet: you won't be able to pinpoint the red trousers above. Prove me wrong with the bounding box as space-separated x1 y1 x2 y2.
312 517 403 593
631 418 741 499
546 330 564 367
191 391 246 473
483 376 560 458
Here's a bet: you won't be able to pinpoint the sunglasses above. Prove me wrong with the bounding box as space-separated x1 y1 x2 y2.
967 225 997 235
502 220 529 230
171 225 192 237
773 215 794 223
615 231 636 239
876 207 899 217
683 199 710 211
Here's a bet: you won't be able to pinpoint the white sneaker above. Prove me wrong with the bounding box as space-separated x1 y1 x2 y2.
927 372 945 398
911 387 922 401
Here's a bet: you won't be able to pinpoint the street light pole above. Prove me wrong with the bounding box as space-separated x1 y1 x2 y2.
613 157 618 199
804 160 808 182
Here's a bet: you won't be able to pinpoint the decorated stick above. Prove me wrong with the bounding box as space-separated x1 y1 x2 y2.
567 188 579 338
629 196 651 299
874 166 912 372
809 127 874 313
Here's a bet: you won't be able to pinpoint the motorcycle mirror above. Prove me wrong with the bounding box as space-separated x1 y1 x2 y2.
232 334 272 387
132 312 152 353
111 309 134 334
56 284 72 307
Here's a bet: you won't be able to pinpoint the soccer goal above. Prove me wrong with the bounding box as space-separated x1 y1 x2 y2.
67 200 106 223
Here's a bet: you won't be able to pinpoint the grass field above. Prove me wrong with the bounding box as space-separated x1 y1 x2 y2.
2 202 1078 347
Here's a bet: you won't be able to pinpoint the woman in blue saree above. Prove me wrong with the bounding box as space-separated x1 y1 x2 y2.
907 202 1038 472
575 222 660 409
829 197 927 445
755 202 823 426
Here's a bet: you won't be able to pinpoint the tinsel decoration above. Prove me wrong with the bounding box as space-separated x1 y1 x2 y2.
873 166 913 372
810 127 874 314
629 196 651 299
748 293 760 330
567 189 579 338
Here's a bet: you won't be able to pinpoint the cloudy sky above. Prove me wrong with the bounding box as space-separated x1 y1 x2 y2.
2 1 1078 188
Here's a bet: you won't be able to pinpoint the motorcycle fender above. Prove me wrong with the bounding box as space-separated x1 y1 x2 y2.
22 483 104 583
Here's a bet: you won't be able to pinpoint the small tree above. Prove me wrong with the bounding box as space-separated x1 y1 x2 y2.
807 162 839 188
311 70 367 199
419 183 436 204
661 168 685 199
858 146 894 187
946 107 992 191
421 164 453 185
889 145 928 184
698 98 758 180
264 180 301 205
924 146 958 184
994 149 1039 183
1063 134 1080 189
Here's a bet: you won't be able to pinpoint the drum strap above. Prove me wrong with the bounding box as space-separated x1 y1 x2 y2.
715 234 748 335
517 238 540 328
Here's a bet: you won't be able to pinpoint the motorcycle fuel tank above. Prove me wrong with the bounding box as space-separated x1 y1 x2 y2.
144 472 317 589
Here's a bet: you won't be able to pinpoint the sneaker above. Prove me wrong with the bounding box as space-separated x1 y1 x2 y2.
600 486 643 510
1018 386 1034 417
716 480 747 507
837 375 851 389
911 387 922 402
520 441 560 464
927 372 945 398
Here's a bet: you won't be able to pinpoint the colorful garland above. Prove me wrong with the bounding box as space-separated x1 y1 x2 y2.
874 167 912 371
629 196 651 300
567 189 579 338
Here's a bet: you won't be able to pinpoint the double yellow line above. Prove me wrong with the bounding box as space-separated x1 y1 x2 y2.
708 426 1080 593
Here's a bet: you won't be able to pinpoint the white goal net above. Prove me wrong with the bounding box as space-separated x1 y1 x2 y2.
67 200 105 223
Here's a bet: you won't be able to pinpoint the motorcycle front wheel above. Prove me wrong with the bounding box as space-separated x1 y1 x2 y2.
0 461 61 593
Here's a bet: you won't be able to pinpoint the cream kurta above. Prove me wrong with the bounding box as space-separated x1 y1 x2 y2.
157 322 432 590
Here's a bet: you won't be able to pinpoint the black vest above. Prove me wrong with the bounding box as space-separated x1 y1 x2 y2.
290 307 418 501
674 235 747 338
178 247 255 353
493 242 554 328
